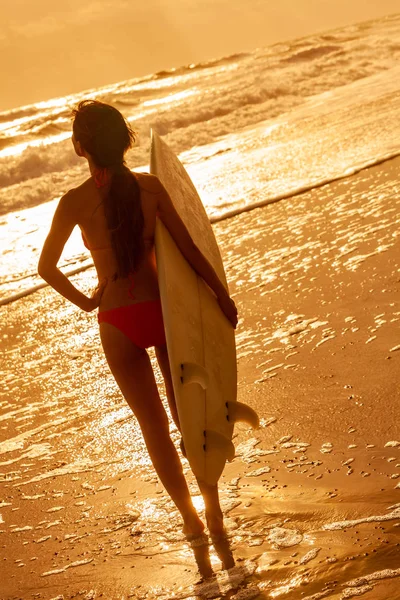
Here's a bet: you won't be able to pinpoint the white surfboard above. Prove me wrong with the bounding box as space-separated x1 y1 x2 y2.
150 131 258 485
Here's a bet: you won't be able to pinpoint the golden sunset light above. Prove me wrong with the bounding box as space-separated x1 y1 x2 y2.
0 0 398 111
1 2 400 599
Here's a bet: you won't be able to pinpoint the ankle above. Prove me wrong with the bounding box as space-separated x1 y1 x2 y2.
205 510 224 536
182 513 205 537
205 505 223 519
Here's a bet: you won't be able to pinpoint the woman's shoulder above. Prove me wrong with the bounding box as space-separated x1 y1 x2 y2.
57 178 95 219
64 177 94 202
134 171 163 194
71 177 95 193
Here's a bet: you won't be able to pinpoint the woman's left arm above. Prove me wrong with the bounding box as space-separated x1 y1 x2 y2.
38 192 103 312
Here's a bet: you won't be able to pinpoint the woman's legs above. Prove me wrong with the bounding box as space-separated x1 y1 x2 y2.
155 343 225 536
196 479 225 537
99 324 204 536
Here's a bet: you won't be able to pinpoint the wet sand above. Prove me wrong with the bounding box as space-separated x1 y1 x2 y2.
1 157 400 599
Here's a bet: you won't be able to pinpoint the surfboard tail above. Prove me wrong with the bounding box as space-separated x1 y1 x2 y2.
226 401 260 429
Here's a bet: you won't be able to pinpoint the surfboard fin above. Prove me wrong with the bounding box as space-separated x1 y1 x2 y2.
203 430 235 462
226 401 260 429
180 363 209 390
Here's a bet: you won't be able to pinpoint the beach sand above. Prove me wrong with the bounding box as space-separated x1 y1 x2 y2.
1 156 399 600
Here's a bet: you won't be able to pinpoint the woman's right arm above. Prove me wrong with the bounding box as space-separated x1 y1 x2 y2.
154 178 238 328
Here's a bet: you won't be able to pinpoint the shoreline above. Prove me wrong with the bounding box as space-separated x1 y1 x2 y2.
2 152 400 308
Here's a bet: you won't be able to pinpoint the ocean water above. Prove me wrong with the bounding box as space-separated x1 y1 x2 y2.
1 13 400 600
1 13 400 303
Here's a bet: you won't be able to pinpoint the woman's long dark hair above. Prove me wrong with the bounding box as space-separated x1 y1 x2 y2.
72 100 144 279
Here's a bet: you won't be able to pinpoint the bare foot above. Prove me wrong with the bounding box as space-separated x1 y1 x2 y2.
212 535 235 570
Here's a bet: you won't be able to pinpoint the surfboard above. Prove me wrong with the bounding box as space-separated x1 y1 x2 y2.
150 131 259 485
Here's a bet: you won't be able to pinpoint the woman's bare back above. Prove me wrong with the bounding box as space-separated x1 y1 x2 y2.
73 171 162 310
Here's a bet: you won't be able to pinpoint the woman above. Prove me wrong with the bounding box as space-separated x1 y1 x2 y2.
38 100 237 545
